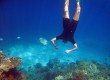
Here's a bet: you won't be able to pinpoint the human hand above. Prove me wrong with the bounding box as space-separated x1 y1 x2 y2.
65 50 71 53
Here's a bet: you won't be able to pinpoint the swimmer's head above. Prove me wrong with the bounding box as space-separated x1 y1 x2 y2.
63 39 68 43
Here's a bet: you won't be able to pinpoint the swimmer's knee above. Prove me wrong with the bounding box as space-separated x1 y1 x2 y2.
76 6 81 14
64 5 69 13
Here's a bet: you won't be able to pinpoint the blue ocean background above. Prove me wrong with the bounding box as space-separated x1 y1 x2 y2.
0 0 110 69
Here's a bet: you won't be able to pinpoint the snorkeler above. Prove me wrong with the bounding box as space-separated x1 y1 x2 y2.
51 0 81 53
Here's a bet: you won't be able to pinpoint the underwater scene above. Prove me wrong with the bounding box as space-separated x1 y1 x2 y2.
0 0 110 80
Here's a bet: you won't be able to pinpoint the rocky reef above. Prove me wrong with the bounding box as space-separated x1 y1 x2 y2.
25 58 110 80
0 49 25 80
0 49 110 80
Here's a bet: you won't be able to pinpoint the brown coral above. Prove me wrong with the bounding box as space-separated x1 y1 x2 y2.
0 56 21 74
0 50 24 80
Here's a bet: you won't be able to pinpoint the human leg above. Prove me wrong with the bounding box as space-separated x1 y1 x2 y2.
73 0 81 21
64 0 69 18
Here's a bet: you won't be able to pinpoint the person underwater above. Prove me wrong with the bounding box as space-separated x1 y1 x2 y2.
51 0 81 53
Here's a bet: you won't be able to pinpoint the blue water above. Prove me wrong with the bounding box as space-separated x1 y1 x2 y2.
0 0 110 69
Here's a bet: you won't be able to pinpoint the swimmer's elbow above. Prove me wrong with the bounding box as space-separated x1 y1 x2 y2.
51 39 54 42
51 37 56 42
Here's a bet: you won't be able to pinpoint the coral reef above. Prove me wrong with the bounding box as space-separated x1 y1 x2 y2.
25 58 110 80
0 50 25 80
73 60 99 80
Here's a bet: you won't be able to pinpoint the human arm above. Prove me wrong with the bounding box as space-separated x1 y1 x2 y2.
51 37 58 50
65 43 78 53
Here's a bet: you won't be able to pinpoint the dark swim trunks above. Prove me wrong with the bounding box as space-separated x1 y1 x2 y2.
56 18 78 45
